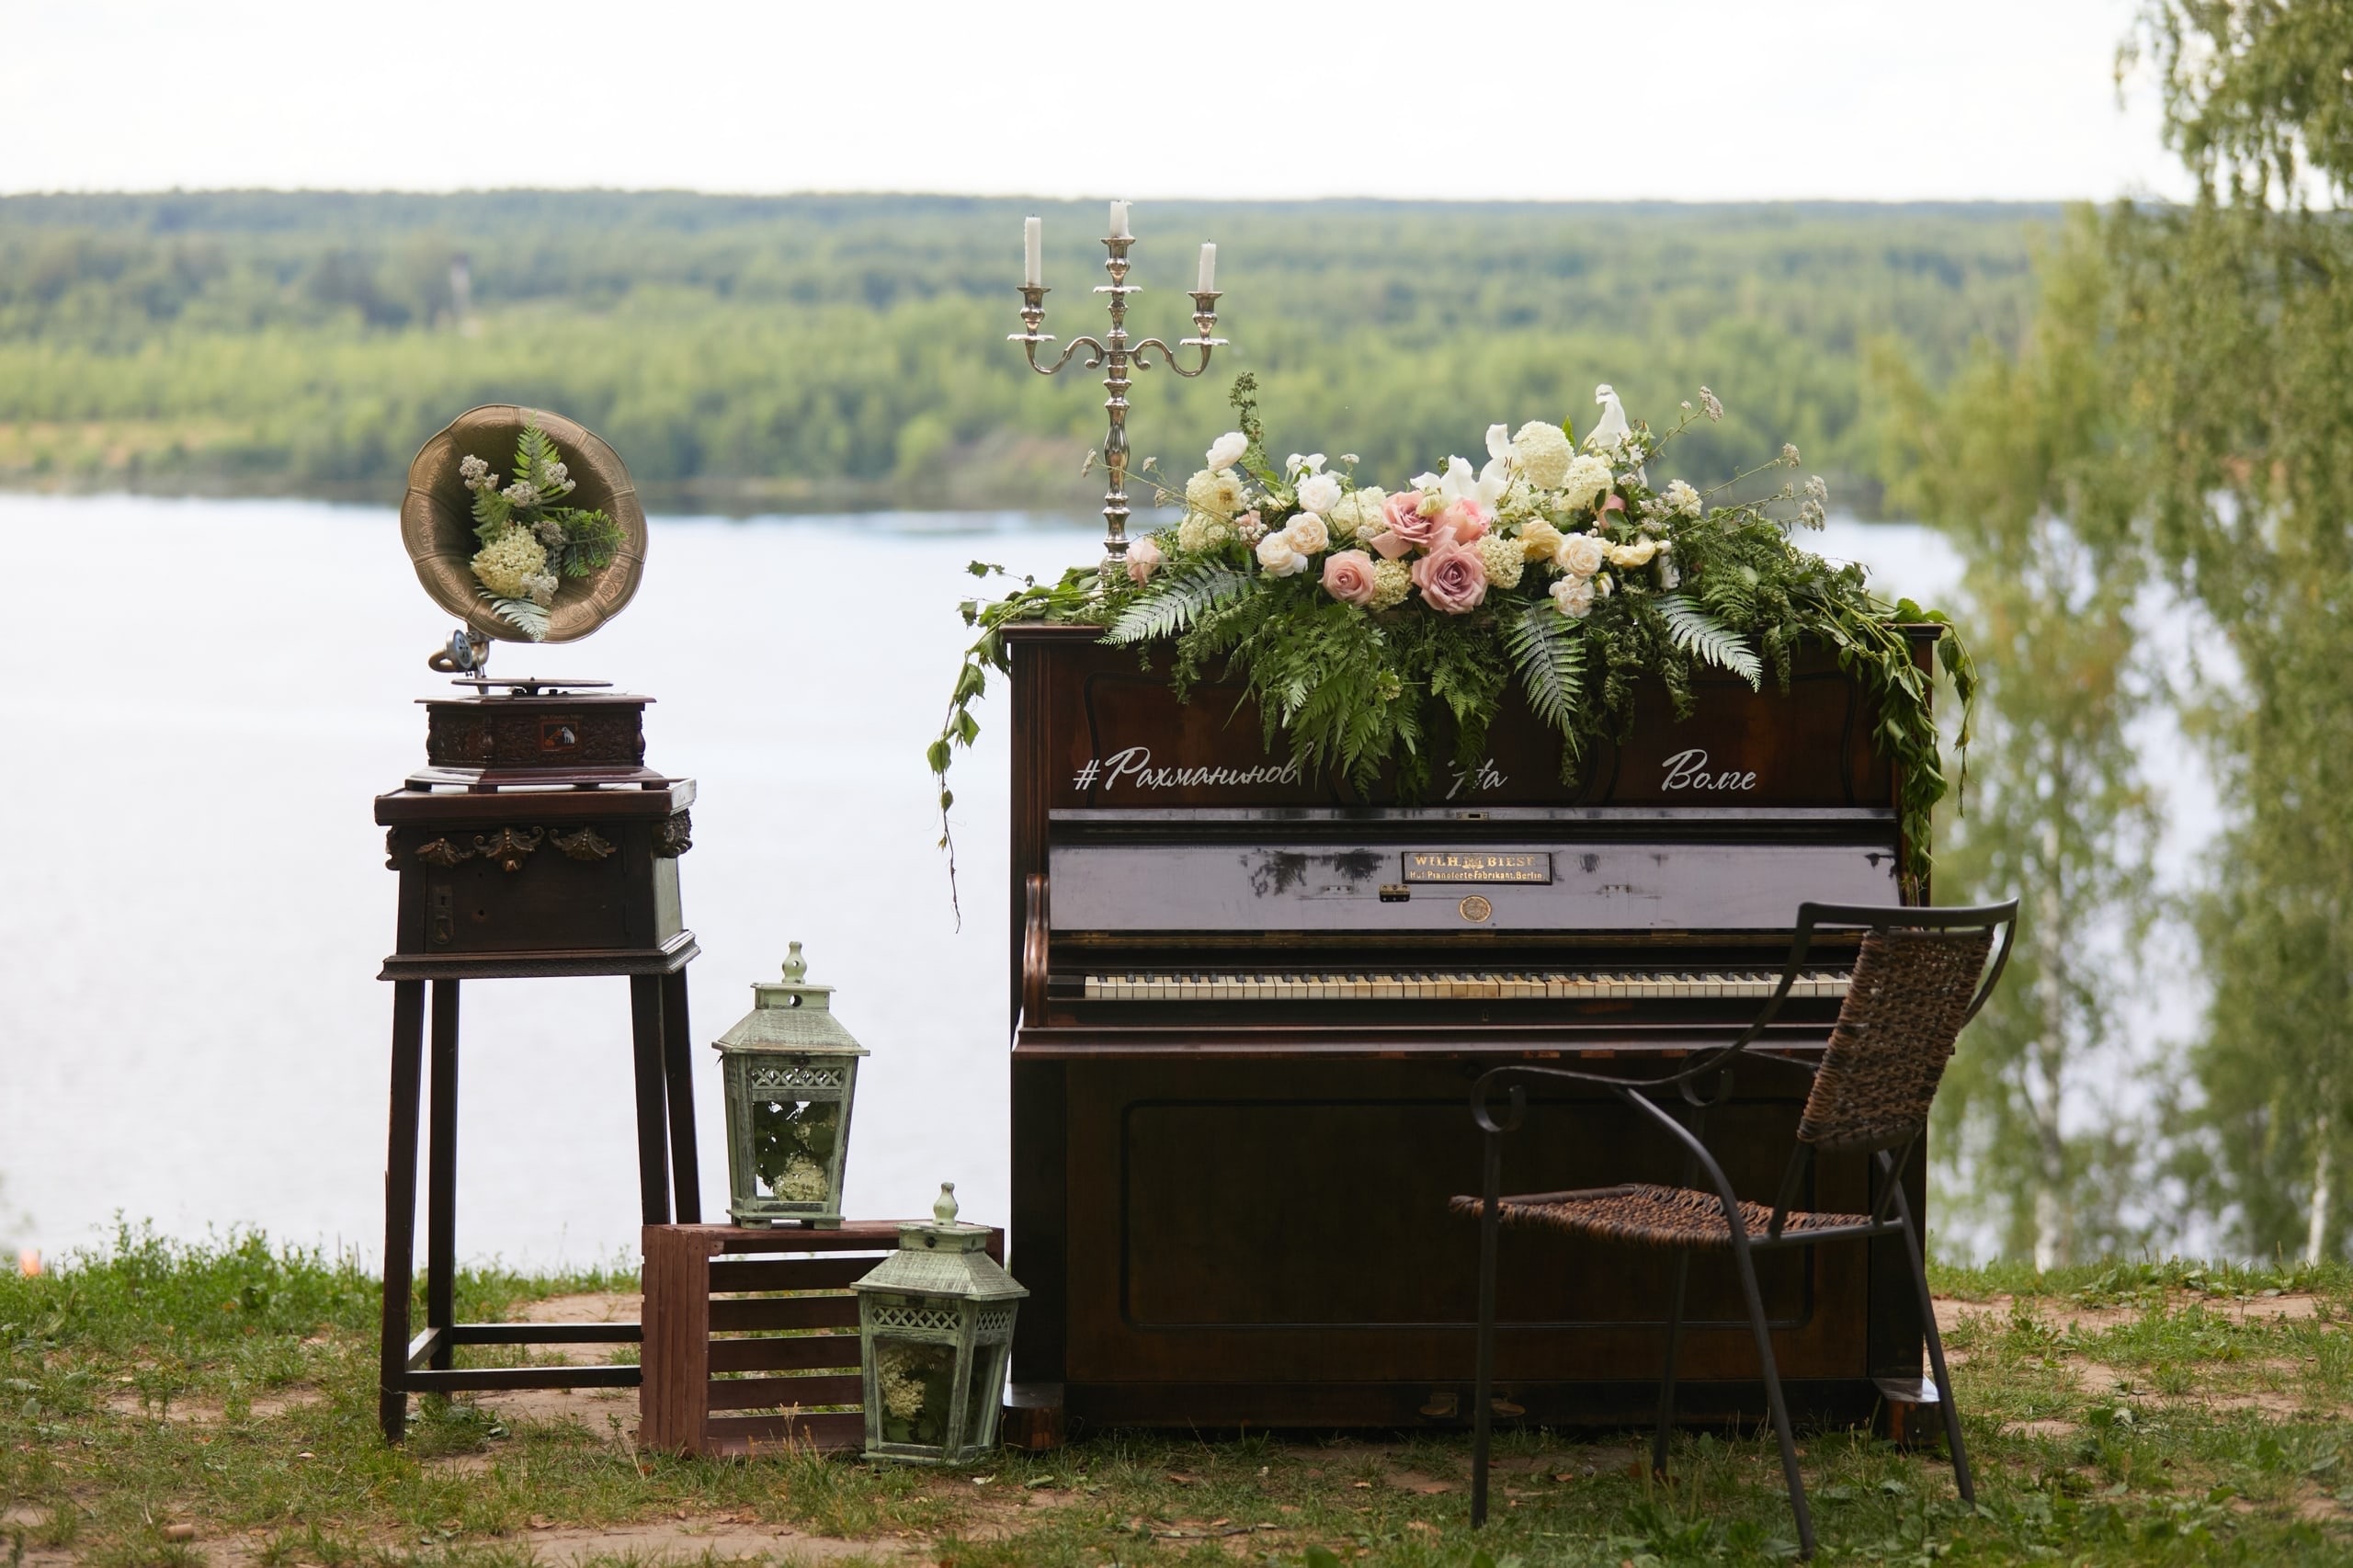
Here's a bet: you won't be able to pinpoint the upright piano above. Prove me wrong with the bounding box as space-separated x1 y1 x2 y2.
1005 621 1940 1434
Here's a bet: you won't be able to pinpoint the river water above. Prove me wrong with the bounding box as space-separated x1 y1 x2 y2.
0 494 2124 1267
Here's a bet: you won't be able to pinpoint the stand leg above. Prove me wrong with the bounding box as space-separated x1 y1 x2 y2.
629 974 673 1226
378 980 426 1443
426 981 460 1370
659 969 700 1223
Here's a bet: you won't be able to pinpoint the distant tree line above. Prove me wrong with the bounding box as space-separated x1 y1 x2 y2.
0 193 2053 507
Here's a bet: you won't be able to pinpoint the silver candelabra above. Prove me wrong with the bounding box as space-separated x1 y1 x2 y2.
1010 203 1227 575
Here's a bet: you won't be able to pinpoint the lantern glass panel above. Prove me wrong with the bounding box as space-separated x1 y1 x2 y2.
872 1335 960 1449
961 1341 1009 1449
749 1094 839 1206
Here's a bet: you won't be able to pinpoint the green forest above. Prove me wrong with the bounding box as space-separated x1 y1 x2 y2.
0 191 2054 508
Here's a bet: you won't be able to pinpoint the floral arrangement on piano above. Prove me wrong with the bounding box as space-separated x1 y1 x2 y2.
934 376 1972 893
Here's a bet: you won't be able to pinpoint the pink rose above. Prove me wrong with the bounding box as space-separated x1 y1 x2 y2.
1125 537 1163 585
1411 538 1489 614
1372 491 1441 559
1437 499 1490 541
1321 549 1379 606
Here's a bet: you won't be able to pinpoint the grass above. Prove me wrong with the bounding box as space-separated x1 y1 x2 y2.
5 1228 2352 1566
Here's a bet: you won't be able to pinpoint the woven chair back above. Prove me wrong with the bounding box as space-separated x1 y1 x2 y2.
1796 925 1995 1153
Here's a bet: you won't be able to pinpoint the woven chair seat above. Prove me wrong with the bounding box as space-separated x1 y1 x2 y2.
1450 1183 1870 1251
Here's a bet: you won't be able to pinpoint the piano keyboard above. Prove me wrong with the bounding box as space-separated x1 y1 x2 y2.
1081 969 1852 1003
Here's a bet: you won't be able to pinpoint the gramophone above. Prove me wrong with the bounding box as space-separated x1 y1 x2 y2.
373 404 700 1443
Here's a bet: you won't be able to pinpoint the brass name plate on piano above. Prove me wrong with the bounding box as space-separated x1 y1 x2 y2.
1402 850 1553 884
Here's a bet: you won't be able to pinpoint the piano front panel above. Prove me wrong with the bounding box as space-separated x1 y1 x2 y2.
1050 839 1898 934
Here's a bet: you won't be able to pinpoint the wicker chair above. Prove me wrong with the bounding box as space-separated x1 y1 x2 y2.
1455 900 2017 1560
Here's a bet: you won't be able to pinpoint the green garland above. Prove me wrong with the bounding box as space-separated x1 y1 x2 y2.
933 377 1972 915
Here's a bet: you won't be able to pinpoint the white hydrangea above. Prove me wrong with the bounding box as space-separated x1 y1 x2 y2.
1176 512 1234 553
1662 479 1702 518
1368 557 1413 610
1476 533 1525 589
1326 486 1387 541
1184 467 1246 518
1509 421 1574 491
471 526 550 599
1205 431 1249 470
1557 454 1614 512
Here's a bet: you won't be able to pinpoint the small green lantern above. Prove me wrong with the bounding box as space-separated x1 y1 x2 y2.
853 1182 1027 1464
712 941 869 1228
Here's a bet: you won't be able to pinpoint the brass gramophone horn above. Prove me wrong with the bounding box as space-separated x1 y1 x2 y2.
400 404 648 644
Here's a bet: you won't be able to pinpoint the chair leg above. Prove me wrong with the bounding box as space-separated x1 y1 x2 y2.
1653 1249 1691 1477
1471 1130 1503 1528
1730 1233 1815 1560
1891 1184 1973 1504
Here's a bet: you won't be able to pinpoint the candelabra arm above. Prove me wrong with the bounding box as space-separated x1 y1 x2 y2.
1013 334 1108 375
1130 337 1225 378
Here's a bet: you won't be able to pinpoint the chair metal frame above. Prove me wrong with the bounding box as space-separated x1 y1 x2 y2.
1465 899 2018 1559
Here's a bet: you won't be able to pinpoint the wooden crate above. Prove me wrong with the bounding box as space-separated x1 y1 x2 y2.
641 1221 1004 1457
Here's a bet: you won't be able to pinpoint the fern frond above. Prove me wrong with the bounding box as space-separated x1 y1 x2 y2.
1654 594 1761 688
480 589 550 642
1502 602 1586 733
1103 565 1250 645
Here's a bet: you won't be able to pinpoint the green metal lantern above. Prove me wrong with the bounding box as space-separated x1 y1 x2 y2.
853 1183 1027 1464
712 941 869 1228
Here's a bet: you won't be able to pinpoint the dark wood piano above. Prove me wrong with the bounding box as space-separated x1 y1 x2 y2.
1005 620 1941 1435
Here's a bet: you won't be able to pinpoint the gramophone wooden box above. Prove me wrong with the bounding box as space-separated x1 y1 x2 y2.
377 683 695 979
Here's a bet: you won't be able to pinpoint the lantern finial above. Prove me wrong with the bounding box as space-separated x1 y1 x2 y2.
934 1181 960 1224
782 940 807 983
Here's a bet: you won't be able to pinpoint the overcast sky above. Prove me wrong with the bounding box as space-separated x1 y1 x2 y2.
2 0 2188 203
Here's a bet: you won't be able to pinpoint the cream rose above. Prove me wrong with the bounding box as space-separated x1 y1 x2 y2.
1517 517 1564 562
1608 537 1660 569
1554 531 1608 577
1284 514 1330 554
1256 528 1309 577
1552 574 1597 619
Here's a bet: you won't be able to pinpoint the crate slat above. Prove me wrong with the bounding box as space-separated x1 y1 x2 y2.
701 1410 867 1455
704 1373 867 1412
707 1257 877 1293
707 1296 861 1333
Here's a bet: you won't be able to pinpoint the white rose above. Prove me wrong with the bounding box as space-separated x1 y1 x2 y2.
1284 514 1330 554
1553 531 1607 577
1256 528 1309 576
1552 575 1596 619
1206 431 1249 470
1295 472 1342 516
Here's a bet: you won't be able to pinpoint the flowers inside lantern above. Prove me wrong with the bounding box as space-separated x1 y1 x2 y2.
711 941 868 1227
853 1183 1027 1464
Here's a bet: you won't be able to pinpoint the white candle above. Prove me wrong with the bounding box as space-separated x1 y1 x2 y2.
1196 242 1217 294
1109 199 1131 239
1023 216 1042 288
